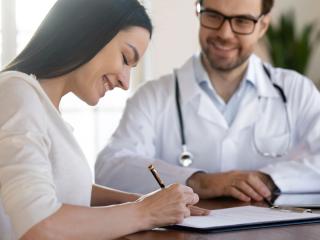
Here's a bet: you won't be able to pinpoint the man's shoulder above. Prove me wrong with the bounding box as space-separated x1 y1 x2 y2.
266 65 319 105
268 65 312 88
131 73 174 105
144 73 174 89
134 55 196 96
251 55 305 77
251 54 312 88
251 55 317 99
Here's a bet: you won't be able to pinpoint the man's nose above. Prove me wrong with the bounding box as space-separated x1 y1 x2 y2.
216 19 235 38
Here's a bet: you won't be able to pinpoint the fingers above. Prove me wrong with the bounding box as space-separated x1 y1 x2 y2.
185 192 199 205
168 184 199 205
237 181 263 201
228 187 251 202
228 172 272 202
246 173 272 199
167 184 201 218
182 205 210 220
189 205 211 216
183 206 191 218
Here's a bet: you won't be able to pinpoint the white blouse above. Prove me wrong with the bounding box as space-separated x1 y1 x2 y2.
0 71 93 240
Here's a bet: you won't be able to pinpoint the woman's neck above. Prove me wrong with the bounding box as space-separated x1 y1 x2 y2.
39 76 69 110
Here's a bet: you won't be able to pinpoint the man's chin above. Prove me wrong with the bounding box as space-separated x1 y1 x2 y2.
209 59 240 72
207 54 249 72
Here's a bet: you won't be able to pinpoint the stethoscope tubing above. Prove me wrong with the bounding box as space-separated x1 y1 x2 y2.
174 64 290 166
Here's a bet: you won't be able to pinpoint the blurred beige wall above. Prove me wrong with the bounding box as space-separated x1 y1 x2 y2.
146 0 320 83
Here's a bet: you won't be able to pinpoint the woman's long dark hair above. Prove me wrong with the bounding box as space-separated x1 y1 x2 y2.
2 0 153 79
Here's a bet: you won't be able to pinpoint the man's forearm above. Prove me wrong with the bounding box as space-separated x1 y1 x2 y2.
186 172 224 199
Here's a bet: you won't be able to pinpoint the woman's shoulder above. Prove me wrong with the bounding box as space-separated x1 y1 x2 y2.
0 70 39 88
0 71 44 105
0 71 48 130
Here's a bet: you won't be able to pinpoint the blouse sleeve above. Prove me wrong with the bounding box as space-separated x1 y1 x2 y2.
0 79 62 239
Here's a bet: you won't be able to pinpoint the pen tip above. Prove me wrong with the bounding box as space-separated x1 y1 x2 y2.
264 198 273 207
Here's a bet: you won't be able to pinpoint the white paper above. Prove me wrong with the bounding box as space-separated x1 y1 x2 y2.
274 194 320 207
178 206 320 229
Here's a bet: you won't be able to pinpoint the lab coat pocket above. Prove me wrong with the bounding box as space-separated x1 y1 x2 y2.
254 133 290 158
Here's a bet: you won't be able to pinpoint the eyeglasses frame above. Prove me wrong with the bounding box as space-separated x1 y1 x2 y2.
196 4 264 35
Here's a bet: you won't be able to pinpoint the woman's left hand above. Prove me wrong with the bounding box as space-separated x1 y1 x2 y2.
189 205 210 216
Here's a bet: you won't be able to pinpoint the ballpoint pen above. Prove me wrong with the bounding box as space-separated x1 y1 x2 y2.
264 197 273 207
264 197 312 213
270 205 312 213
148 164 165 189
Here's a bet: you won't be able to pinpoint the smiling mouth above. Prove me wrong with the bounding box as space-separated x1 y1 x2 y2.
102 75 114 90
212 42 236 52
208 38 237 52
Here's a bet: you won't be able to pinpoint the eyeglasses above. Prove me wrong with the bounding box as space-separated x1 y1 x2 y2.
197 5 264 35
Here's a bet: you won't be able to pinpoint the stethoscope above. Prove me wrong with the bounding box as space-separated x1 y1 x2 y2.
174 64 291 167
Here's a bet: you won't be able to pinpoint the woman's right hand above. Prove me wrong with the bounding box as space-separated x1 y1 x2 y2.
135 184 206 229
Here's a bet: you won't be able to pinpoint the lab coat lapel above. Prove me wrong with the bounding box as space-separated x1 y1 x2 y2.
229 91 260 134
229 55 280 134
177 56 229 129
198 95 229 129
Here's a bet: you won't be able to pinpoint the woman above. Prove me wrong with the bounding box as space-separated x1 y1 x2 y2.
0 0 209 239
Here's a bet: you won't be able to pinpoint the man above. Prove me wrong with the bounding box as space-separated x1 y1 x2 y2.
95 0 320 202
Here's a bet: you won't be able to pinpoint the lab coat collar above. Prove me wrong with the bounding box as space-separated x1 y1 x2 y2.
176 54 280 106
249 54 280 100
176 56 229 128
229 55 282 133
175 55 203 106
175 54 281 130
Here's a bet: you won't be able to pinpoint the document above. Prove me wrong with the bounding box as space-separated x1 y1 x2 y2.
171 206 320 232
273 193 320 207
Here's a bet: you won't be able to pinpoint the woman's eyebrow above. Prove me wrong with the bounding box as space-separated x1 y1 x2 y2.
126 43 140 64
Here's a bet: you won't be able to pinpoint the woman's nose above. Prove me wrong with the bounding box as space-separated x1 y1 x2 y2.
117 67 130 90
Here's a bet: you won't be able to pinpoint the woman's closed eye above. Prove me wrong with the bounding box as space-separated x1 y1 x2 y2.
125 43 140 67
122 53 129 66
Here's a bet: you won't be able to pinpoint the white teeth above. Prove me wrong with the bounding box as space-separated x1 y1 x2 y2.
104 81 109 89
102 75 115 91
214 43 234 51
210 40 235 51
102 75 109 91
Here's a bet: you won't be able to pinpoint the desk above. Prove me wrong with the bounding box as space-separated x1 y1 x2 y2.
118 198 320 240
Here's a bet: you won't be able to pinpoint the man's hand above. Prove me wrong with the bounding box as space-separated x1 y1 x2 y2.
186 171 277 202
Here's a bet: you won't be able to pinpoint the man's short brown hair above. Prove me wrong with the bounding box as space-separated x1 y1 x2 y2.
197 0 274 15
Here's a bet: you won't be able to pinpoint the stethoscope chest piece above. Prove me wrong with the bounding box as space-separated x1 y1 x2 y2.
175 70 194 167
174 65 290 163
179 145 193 167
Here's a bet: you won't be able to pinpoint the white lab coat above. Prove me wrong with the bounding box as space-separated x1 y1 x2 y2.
95 55 320 194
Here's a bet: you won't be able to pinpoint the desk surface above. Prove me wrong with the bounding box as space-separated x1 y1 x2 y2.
118 198 320 240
